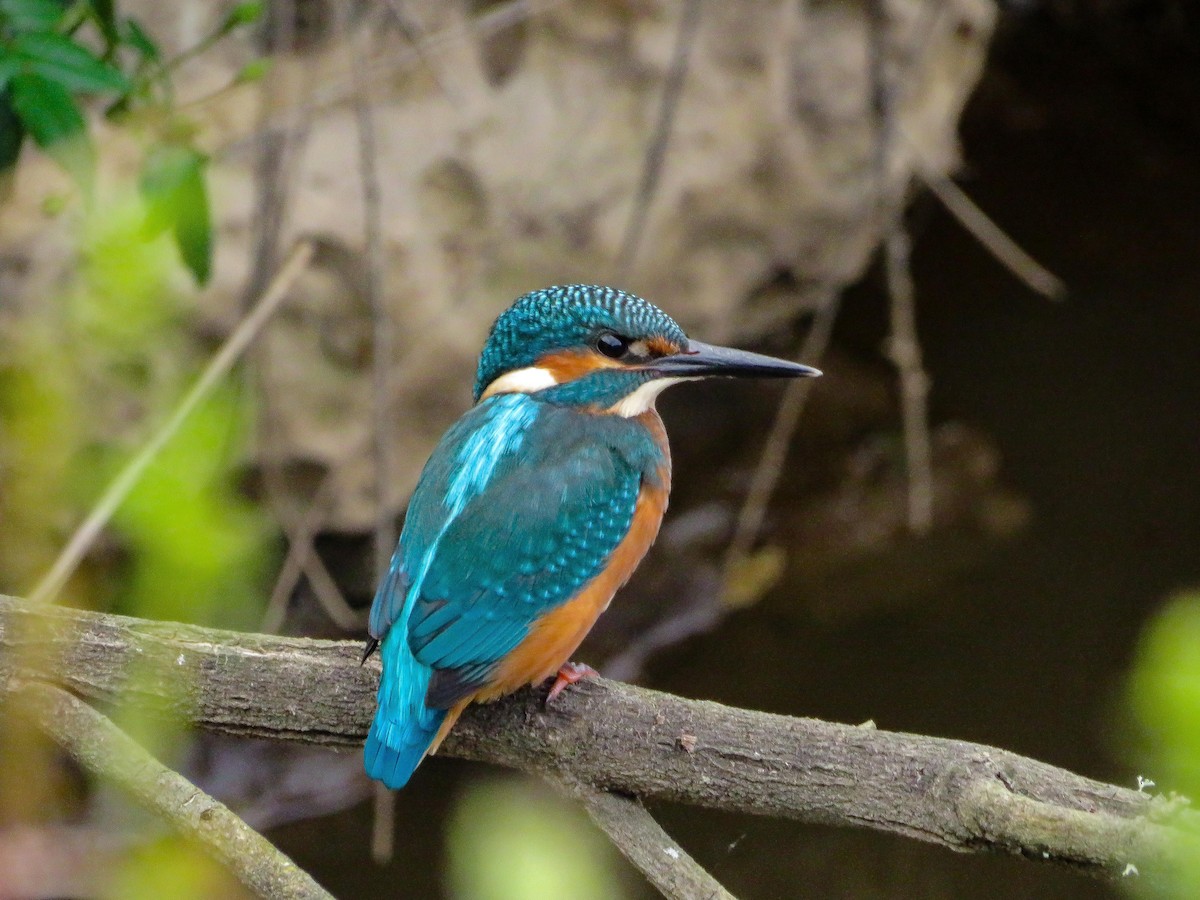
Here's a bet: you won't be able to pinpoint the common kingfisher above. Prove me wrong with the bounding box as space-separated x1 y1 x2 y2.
363 285 820 788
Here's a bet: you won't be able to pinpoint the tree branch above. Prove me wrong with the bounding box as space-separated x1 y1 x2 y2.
550 775 735 900
0 594 1194 885
7 679 332 900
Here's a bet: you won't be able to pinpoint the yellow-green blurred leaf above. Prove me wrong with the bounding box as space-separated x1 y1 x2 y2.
1126 592 1200 899
139 144 213 284
447 778 628 900
235 58 270 84
723 545 786 610
105 835 250 900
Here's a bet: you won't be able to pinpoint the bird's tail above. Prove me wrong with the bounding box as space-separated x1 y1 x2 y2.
364 634 447 789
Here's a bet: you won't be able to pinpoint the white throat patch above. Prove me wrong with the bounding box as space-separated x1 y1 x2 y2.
480 366 559 400
610 377 687 418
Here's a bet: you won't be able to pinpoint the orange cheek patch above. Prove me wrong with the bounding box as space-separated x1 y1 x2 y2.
536 349 620 382
646 336 683 357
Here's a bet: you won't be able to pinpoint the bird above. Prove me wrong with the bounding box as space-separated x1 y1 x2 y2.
363 285 820 788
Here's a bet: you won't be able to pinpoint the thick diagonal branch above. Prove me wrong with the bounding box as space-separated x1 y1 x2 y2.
7 679 332 900
0 594 1193 884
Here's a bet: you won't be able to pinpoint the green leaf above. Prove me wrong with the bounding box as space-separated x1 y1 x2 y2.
140 144 212 284
140 144 198 231
219 1 262 34
10 69 83 145
172 161 211 283
0 87 25 172
234 57 269 84
86 0 119 49
121 16 159 62
9 70 92 183
0 0 65 34
13 31 129 92
0 51 20 89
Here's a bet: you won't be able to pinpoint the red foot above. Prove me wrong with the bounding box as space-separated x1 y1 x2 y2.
545 662 599 705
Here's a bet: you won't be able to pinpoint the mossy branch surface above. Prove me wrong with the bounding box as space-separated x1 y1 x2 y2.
7 679 332 899
1 594 1194 885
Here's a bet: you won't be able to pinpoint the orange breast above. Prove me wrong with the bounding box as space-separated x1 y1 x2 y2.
483 474 669 693
426 411 671 754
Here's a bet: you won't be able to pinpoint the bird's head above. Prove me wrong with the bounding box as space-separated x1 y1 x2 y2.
474 285 820 415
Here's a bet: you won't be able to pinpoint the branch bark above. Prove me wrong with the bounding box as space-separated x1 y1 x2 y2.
0 594 1193 885
8 679 332 900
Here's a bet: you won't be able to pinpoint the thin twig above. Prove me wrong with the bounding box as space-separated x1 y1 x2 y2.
349 15 400 864
238 0 313 310
722 295 840 579
7 679 333 900
615 0 703 280
353 48 395 656
260 477 331 633
919 167 1066 299
380 0 459 103
28 242 315 604
553 777 737 900
261 473 363 634
869 0 934 535
884 227 934 533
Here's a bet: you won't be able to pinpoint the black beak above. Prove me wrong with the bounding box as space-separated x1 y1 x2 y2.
653 339 822 380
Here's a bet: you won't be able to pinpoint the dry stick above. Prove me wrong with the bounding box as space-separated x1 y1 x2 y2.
883 227 935 534
246 3 316 632
868 0 935 536
5 595 1190 883
260 482 330 633
380 0 459 103
350 28 399 867
260 475 363 634
322 0 549 119
554 778 737 900
722 295 840 576
919 167 1065 300
8 680 333 900
28 243 315 605
615 0 703 281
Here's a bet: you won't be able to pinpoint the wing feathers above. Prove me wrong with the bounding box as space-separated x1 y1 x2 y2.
368 396 663 714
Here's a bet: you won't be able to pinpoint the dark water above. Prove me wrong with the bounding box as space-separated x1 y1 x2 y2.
271 15 1200 899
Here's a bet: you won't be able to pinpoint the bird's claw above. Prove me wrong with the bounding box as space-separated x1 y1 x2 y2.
545 662 598 705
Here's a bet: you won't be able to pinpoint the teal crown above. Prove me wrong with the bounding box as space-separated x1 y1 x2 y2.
473 285 688 402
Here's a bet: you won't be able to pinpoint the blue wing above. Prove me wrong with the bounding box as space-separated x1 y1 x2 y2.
365 393 652 787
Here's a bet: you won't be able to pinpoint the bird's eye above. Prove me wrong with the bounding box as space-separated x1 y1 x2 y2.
595 332 630 359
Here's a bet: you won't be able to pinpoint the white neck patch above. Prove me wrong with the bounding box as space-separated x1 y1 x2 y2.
480 366 559 400
610 377 687 418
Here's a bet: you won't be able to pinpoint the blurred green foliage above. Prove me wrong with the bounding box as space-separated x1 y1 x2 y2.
1 185 270 622
0 0 265 282
1127 592 1200 898
104 834 251 900
0 6 272 896
446 777 630 900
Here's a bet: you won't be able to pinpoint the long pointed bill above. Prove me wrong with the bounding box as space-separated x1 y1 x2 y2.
653 339 821 380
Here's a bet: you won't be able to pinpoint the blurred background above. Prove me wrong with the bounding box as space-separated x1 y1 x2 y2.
1 0 1199 897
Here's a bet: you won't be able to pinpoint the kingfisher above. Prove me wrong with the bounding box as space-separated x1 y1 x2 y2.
363 285 820 788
